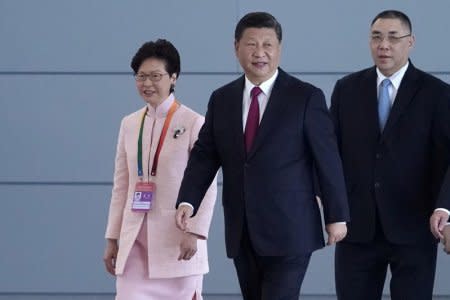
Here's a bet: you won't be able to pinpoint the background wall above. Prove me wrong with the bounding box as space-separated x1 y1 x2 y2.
1 0 449 298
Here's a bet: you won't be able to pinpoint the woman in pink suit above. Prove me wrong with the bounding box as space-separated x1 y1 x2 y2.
103 39 217 300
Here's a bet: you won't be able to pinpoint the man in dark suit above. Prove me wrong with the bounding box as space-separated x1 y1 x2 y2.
330 10 450 300
175 12 350 300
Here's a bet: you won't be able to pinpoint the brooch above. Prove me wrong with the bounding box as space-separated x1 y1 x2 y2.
173 126 186 138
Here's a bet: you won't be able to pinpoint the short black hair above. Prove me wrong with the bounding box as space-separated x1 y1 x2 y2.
234 12 282 42
130 39 180 80
371 10 412 33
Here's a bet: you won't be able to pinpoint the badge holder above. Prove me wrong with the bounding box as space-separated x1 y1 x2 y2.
132 181 155 212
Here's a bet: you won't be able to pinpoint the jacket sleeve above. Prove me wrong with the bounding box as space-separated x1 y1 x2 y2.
105 118 129 239
434 83 450 210
304 87 350 224
186 115 218 239
176 92 221 216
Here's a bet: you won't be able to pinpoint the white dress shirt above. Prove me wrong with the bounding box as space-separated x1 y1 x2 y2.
376 61 408 106
242 69 278 129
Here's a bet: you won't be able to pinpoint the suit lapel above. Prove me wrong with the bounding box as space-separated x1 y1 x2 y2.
361 67 381 141
229 76 247 159
381 63 421 141
247 69 290 160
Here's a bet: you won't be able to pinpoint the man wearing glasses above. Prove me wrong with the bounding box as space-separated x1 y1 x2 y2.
330 10 450 300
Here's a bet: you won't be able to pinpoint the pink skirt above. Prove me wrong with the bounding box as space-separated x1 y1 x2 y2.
116 219 203 300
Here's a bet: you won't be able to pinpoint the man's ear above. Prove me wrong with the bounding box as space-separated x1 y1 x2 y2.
234 40 239 55
408 34 415 49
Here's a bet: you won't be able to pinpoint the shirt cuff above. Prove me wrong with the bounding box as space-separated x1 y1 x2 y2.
434 208 450 215
179 202 194 210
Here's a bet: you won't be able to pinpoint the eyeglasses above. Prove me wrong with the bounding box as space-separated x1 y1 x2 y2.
134 72 168 82
370 33 411 45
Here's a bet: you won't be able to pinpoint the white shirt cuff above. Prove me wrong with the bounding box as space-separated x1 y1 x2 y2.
434 208 450 215
179 202 194 210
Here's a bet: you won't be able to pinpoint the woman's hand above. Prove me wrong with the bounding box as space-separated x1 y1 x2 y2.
103 239 118 275
178 232 198 261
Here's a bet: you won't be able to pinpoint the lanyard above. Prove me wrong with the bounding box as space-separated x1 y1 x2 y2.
137 101 179 178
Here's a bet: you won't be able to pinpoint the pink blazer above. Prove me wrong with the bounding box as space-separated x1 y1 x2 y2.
105 104 217 278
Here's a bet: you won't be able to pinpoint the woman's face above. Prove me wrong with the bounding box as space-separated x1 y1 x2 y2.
135 58 177 107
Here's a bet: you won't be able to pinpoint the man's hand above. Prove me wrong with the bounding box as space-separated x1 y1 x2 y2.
430 210 449 239
326 223 347 245
103 239 118 276
175 205 194 231
178 232 198 261
442 225 450 254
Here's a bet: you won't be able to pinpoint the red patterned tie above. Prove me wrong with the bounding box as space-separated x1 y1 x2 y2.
245 86 262 153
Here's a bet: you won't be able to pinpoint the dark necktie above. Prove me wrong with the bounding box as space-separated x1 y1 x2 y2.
378 79 392 131
244 86 262 153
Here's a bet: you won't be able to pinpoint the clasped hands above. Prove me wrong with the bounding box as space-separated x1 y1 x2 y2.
175 205 200 261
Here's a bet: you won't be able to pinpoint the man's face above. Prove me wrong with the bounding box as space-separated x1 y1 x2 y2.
370 18 414 77
235 27 281 85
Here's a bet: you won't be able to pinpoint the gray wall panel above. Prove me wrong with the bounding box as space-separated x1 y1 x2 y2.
0 74 234 182
0 0 238 72
3 1 449 73
0 185 112 293
0 75 133 182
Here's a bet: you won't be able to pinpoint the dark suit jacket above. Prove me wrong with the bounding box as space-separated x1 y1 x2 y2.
177 68 349 258
330 62 450 244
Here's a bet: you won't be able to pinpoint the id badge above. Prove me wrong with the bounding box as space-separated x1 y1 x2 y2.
132 182 155 212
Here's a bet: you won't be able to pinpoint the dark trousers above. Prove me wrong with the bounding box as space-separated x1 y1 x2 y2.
335 226 437 300
233 224 311 300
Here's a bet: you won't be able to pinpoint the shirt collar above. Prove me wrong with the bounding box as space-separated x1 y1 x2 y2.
376 61 409 90
146 93 175 118
244 69 279 97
